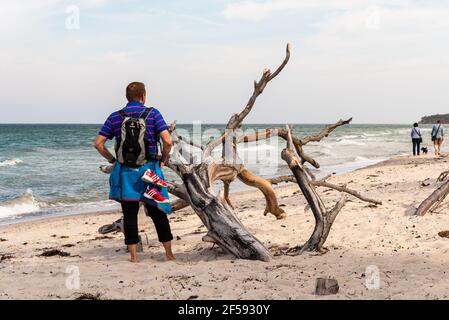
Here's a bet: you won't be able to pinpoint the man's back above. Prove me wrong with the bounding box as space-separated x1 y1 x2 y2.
99 101 169 157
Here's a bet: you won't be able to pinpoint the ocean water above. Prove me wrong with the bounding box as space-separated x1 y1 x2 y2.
0 123 438 225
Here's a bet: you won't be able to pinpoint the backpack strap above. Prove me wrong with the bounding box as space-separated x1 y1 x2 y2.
413 128 421 137
118 109 127 118
139 107 153 120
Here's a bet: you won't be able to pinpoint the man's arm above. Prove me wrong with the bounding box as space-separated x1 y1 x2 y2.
159 130 172 167
94 135 116 163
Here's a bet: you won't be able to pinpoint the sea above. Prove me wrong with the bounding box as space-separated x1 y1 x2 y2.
0 123 439 225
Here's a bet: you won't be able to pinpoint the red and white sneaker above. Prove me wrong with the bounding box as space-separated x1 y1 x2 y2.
141 169 168 188
144 187 170 204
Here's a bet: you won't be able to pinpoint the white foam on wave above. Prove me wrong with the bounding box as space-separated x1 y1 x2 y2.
0 191 120 223
354 156 370 162
339 134 359 139
0 159 24 167
336 138 366 146
0 189 41 219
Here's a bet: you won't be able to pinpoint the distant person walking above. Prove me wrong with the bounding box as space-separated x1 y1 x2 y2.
411 123 422 156
431 120 444 156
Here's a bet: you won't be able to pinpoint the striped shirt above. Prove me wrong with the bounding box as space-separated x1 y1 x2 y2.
99 101 169 156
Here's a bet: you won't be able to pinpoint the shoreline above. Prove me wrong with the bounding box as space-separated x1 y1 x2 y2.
0 154 393 227
1 153 449 300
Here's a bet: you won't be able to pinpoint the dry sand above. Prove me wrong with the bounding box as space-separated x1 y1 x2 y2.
1 154 449 300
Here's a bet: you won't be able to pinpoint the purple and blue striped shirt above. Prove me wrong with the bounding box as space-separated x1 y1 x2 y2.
99 101 169 156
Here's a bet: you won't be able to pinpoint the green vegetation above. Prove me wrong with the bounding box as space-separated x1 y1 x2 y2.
420 114 449 124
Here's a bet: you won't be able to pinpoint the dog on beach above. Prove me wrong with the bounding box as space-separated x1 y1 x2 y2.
421 147 428 154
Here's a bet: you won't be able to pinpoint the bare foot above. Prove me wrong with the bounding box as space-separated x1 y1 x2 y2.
130 255 140 263
166 254 176 261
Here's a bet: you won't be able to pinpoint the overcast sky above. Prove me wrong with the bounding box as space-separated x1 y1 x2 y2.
1 0 448 124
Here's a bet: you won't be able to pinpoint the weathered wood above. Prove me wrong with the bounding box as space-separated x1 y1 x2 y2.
237 168 286 219
281 125 348 253
204 44 291 156
171 199 190 212
179 161 271 261
266 173 382 206
312 180 382 206
163 44 293 261
268 175 296 185
415 179 449 216
301 119 353 145
223 181 234 209
99 44 377 262
315 278 339 295
237 119 352 169
438 170 449 182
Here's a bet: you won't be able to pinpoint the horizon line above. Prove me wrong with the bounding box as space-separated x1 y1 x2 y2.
0 122 429 126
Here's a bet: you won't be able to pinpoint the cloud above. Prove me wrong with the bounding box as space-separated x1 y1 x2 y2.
0 0 116 36
221 0 411 21
1 0 448 123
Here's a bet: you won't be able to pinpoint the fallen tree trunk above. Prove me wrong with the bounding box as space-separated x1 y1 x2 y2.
179 161 271 261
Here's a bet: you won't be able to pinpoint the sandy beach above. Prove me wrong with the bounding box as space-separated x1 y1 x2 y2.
1 154 449 300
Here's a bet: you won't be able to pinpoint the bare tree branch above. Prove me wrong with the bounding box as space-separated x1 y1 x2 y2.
281 125 349 253
300 118 353 145
237 168 286 219
268 175 296 185
311 180 382 205
204 44 291 157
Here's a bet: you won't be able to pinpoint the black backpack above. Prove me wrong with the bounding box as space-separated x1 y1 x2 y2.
115 107 152 168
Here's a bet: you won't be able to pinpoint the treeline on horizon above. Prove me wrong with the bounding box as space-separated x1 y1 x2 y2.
420 114 449 124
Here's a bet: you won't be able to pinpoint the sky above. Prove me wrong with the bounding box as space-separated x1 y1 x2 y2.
0 0 448 124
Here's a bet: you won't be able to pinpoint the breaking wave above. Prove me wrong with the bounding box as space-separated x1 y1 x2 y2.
0 190 41 219
0 159 24 167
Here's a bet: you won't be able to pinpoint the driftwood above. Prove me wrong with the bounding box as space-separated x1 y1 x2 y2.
98 44 381 261
315 278 339 295
164 44 293 261
259 123 381 254
267 173 382 206
279 125 347 253
415 170 449 216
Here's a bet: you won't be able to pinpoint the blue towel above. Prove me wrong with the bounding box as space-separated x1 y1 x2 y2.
109 161 172 214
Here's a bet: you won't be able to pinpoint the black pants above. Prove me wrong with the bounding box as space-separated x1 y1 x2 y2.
412 138 421 155
120 201 173 245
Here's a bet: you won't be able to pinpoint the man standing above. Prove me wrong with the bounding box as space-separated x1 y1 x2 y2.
431 120 444 156
94 82 175 263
